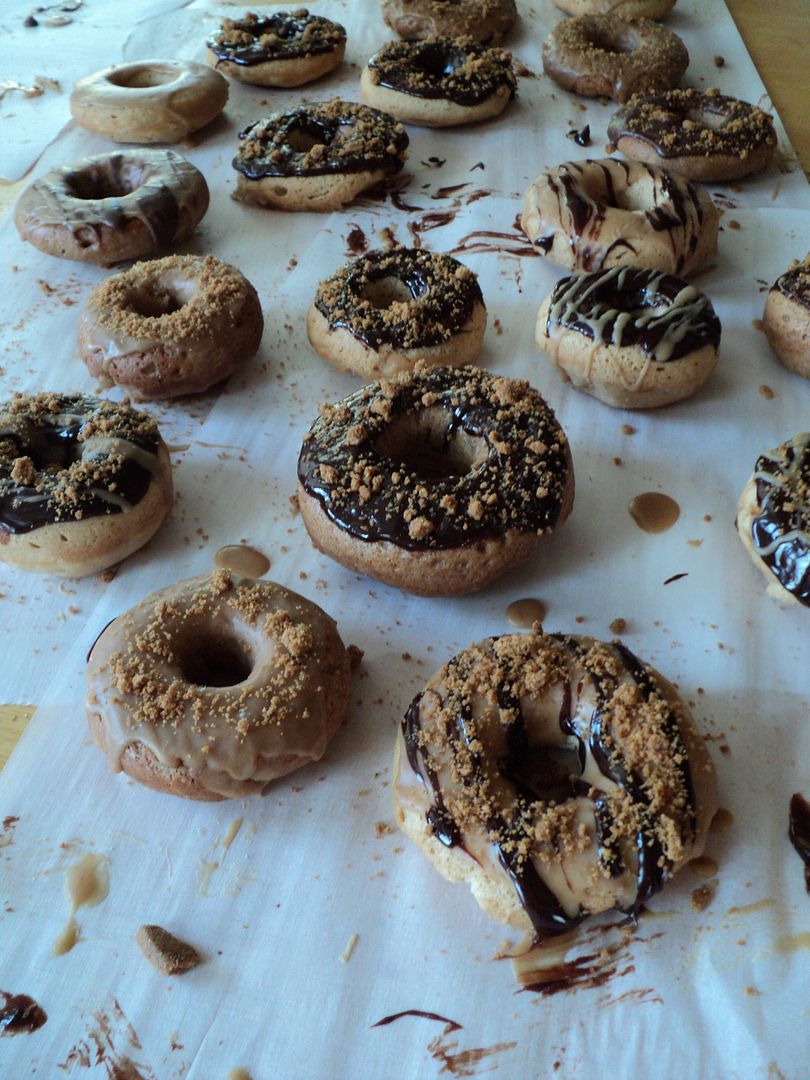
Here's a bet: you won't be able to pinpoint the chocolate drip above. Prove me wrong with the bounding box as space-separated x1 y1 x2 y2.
369 38 515 107
208 11 345 65
751 435 810 606
788 793 810 892
774 260 810 310
0 992 47 1037
566 125 591 147
372 1009 462 1031
404 693 461 848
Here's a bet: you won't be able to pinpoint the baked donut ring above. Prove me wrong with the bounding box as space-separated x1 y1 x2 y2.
307 247 486 379
70 60 228 144
14 149 209 266
608 89 777 182
232 100 409 212
536 267 721 409
393 630 717 938
553 0 677 16
78 255 264 401
206 9 346 87
521 159 720 276
381 0 517 44
360 36 516 127
542 15 688 103
0 393 172 577
763 256 810 379
736 433 810 608
296 365 574 596
86 571 352 800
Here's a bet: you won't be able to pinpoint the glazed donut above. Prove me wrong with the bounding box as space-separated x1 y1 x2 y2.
86 571 352 800
393 630 717 937
232 100 409 212
520 159 720 277
0 393 172 577
296 365 574 596
206 9 346 87
553 0 677 16
14 149 209 266
536 267 721 409
542 15 688 103
763 256 810 379
70 60 228 144
307 247 486 379
608 89 777 182
360 36 515 127
381 0 517 44
78 255 264 401
736 433 810 608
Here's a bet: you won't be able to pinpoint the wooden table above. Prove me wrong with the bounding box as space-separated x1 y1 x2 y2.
1 0 808 771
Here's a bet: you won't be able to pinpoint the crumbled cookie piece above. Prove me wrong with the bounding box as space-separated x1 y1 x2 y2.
136 924 201 975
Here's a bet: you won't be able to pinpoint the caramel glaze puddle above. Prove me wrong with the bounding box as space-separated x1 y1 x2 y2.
752 318 766 333
689 855 719 878
710 808 734 832
214 545 270 579
53 852 110 957
505 598 546 628
0 991 47 1037
628 493 681 534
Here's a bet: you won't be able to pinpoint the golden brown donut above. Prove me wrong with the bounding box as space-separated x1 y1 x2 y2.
382 0 517 43
86 571 353 801
0 393 172 577
70 59 228 143
542 15 688 102
393 630 717 938
78 255 264 401
763 256 810 379
296 365 574 597
14 149 209 266
553 0 677 17
520 158 720 277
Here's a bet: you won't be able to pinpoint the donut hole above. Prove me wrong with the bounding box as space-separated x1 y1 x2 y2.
106 64 181 89
413 41 466 79
174 629 253 687
587 28 639 54
126 276 197 318
362 274 425 309
285 121 328 154
66 165 143 201
376 406 488 480
688 108 727 131
511 743 585 802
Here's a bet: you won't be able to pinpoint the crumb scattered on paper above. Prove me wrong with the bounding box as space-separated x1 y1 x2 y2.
340 933 359 964
136 925 201 976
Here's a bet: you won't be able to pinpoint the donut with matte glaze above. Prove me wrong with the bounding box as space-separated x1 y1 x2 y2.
381 0 517 44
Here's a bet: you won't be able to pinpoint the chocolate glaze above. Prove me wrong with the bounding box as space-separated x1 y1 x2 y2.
0 992 47 1036
751 434 810 606
372 1009 462 1031
208 10 345 65
774 259 810 310
368 37 516 107
545 266 721 362
789 793 810 892
566 125 591 147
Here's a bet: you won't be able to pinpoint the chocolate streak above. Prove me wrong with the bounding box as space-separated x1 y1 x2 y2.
0 992 47 1037
370 38 516 106
751 434 810 606
208 11 346 65
789 793 810 892
774 260 810 310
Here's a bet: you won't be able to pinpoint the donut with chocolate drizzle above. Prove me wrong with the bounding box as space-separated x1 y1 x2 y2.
536 266 721 408
296 364 574 596
0 393 172 577
381 0 517 44
736 433 810 608
360 36 516 127
521 158 720 277
206 9 346 87
307 247 487 378
393 630 717 939
763 255 810 380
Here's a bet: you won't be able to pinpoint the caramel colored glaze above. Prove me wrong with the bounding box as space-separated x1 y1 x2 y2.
710 807 734 831
228 1070 253 1080
775 932 810 954
628 492 680 533
53 852 110 956
688 855 718 878
506 598 546 628
759 384 775 399
372 1010 462 1031
752 318 766 333
214 545 270 579
690 879 717 911
0 992 47 1037
789 792 810 892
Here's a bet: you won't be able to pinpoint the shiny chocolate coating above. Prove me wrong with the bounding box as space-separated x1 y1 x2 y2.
751 434 810 606
208 10 346 65
367 36 516 106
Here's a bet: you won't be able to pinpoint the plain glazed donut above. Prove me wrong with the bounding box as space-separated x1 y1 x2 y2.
296 365 574 596
232 100 409 212
553 0 677 18
536 267 721 409
393 630 717 938
521 158 720 276
360 36 516 127
78 255 264 401
14 149 209 266
307 247 486 379
206 9 347 87
608 89 777 182
542 15 688 103
736 433 810 608
86 571 353 800
763 256 810 379
70 59 228 144
382 0 517 44
0 393 172 577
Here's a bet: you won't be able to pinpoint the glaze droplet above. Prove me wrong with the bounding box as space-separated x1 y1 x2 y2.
628 493 680 534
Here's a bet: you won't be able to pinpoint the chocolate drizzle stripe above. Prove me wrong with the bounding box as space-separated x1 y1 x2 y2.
751 434 810 605
789 793 810 892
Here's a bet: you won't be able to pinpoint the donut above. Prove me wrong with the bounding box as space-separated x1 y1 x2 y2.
86 571 352 800
553 0 677 17
736 433 810 608
542 15 688 103
14 149 209 266
360 36 516 127
296 365 574 596
520 159 720 277
393 630 717 937
608 89 777 182
536 267 721 409
232 100 409 212
763 256 810 379
206 9 346 87
381 0 517 44
70 60 228 144
0 393 172 577
78 255 264 401
307 247 486 379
